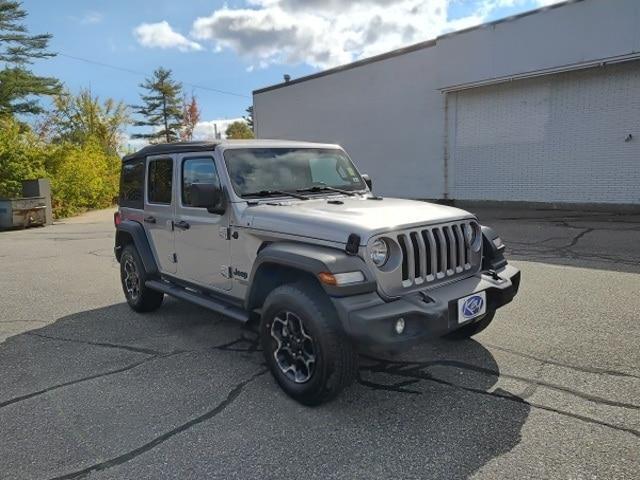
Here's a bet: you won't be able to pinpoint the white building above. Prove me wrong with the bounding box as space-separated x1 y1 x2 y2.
253 0 640 206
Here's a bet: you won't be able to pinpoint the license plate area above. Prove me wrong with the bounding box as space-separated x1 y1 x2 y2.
457 291 487 323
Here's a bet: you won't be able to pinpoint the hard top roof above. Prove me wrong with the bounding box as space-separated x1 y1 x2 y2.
122 141 221 162
122 139 342 161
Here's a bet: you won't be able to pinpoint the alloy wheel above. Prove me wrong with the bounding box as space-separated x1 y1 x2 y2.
270 311 316 383
123 257 140 301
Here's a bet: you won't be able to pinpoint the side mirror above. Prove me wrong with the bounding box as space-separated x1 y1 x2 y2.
362 174 372 191
191 183 225 215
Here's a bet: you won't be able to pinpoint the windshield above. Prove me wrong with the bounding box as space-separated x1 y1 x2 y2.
224 148 367 197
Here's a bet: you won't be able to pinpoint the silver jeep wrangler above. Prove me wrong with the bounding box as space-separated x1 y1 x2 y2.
114 140 520 405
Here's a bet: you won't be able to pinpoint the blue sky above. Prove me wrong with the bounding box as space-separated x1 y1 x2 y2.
23 0 558 126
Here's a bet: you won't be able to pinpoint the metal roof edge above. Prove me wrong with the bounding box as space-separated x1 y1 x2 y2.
437 0 582 40
253 39 437 95
253 0 583 96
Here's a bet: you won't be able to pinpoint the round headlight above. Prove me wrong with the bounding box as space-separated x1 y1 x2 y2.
468 222 482 252
370 238 389 267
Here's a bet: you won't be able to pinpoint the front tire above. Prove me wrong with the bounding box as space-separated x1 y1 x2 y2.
260 282 357 406
120 244 164 312
446 310 496 339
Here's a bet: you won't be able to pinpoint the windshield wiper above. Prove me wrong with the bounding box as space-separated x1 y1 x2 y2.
243 189 310 200
297 185 357 196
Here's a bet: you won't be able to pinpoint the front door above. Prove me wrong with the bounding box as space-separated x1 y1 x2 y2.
174 153 232 291
144 155 177 274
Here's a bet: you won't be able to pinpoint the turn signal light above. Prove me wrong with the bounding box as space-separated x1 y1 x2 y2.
318 272 338 285
317 271 365 286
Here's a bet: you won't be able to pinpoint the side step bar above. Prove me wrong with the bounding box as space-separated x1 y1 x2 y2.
145 280 249 323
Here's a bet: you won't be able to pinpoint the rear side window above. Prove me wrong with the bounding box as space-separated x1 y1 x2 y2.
182 157 220 206
119 159 144 209
148 158 173 204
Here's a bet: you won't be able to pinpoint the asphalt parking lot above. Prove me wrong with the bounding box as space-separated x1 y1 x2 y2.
1 207 639 480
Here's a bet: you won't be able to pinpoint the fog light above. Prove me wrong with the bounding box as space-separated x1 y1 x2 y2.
395 318 406 335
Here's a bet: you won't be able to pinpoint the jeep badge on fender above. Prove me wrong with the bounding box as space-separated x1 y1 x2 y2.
114 140 521 405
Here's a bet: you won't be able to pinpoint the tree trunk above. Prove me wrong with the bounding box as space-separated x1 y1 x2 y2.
162 95 169 143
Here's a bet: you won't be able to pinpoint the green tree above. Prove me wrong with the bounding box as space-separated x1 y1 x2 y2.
132 67 183 143
45 88 130 154
0 116 46 197
44 138 120 217
243 105 254 131
225 120 254 140
0 0 61 116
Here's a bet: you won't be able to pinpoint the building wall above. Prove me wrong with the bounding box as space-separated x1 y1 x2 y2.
435 0 640 90
254 0 640 201
447 61 640 204
254 46 446 198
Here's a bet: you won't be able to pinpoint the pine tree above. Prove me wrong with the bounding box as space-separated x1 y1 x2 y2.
243 106 254 131
0 0 62 116
132 67 183 143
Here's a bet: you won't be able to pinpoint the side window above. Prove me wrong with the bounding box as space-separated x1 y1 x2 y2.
119 159 144 209
148 158 173 205
182 157 220 207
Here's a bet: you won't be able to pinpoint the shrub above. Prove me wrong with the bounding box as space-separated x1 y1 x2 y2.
45 137 120 218
0 117 120 217
0 117 47 198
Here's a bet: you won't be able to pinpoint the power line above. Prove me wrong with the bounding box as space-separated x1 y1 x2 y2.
57 52 250 99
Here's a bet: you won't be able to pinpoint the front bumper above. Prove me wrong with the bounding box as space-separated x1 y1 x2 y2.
332 264 521 353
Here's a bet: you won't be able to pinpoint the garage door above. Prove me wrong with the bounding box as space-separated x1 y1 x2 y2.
447 60 640 204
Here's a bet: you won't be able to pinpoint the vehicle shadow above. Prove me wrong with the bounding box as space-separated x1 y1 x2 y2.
0 300 530 480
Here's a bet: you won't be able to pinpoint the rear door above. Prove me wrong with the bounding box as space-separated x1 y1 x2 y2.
144 155 177 274
174 153 232 291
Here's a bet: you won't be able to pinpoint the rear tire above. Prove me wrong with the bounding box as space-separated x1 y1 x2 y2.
446 310 496 339
260 282 357 406
120 244 164 312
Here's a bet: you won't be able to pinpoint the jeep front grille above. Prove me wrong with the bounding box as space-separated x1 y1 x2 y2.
396 220 481 288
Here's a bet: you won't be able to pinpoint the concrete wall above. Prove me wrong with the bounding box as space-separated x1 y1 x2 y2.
253 0 640 199
254 46 445 198
447 60 640 204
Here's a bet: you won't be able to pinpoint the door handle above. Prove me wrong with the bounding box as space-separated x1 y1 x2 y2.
143 216 156 224
175 220 190 230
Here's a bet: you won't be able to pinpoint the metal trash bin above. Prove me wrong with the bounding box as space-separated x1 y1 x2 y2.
0 197 47 229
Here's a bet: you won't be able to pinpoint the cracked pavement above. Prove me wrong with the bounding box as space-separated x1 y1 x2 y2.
0 207 638 479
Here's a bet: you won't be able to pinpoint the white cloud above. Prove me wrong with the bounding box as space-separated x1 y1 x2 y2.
121 118 244 152
81 12 103 24
190 0 526 69
131 1 565 69
134 21 202 52
119 134 148 154
193 118 245 140
534 0 564 6
70 11 104 25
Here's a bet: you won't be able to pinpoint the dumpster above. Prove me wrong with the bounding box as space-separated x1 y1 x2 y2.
0 197 47 229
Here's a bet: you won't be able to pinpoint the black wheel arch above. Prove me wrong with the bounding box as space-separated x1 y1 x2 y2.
480 225 508 271
245 242 376 312
115 219 159 276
